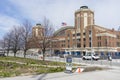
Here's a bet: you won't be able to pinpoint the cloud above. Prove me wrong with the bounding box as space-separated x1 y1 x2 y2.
9 0 120 30
0 0 120 39
0 14 20 38
91 0 120 30
0 14 20 29
9 0 86 29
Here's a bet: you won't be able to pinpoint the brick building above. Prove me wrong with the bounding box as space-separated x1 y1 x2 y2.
30 6 120 57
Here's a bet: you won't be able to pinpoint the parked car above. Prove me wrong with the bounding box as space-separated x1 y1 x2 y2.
82 51 100 60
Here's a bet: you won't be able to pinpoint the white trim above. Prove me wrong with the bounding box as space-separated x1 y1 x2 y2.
58 38 65 41
77 17 80 29
91 14 93 25
72 37 75 39
95 27 106 31
36 28 38 37
72 30 75 34
96 33 116 38
84 13 88 28
76 36 80 38
61 47 117 52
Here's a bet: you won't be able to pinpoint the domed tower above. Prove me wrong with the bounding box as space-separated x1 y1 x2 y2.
32 23 44 38
75 6 94 31
75 6 94 48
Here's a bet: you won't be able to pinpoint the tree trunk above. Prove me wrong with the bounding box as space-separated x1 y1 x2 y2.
14 52 16 57
42 50 45 61
14 50 17 57
7 50 9 56
24 50 26 58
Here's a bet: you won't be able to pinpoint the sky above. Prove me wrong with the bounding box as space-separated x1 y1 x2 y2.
0 0 120 39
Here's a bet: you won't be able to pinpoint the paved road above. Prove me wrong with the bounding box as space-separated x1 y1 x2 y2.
44 56 120 68
8 53 120 67
1 68 120 80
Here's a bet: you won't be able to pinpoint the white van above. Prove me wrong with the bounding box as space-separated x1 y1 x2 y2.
82 50 100 60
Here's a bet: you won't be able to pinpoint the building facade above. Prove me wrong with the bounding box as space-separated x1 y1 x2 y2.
30 6 120 57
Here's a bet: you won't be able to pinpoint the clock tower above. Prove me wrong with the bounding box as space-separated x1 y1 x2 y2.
75 6 94 47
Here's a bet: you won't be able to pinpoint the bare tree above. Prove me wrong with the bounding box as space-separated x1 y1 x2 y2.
21 20 32 58
10 26 22 57
0 39 6 54
2 32 12 56
39 17 54 61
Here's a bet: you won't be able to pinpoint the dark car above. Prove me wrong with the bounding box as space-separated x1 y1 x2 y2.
0 53 6 57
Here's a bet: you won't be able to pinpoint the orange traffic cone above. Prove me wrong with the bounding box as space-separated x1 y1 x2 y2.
78 68 81 73
75 67 84 73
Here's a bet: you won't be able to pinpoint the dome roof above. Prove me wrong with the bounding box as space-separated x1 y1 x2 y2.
80 6 88 9
53 26 74 36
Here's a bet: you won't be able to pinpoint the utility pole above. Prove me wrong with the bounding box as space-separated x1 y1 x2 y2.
90 24 93 53
90 25 93 64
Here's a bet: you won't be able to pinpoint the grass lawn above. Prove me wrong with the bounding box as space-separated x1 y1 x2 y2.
0 56 106 77
0 56 65 66
0 56 66 77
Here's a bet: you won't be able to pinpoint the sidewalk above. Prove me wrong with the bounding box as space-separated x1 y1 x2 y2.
1 68 120 80
112 59 120 63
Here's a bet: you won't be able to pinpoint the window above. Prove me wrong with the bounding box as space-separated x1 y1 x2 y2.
84 44 86 47
97 36 99 40
97 36 101 40
68 45 70 48
77 39 80 42
89 37 91 41
100 42 101 46
117 42 120 47
67 34 70 37
68 40 70 42
77 43 81 47
105 39 107 46
62 40 65 43
83 33 86 35
77 33 80 36
100 36 101 40
89 30 91 34
83 38 86 41
89 42 91 47
98 42 101 47
98 42 99 47
117 35 120 39
62 44 65 47
73 34 75 36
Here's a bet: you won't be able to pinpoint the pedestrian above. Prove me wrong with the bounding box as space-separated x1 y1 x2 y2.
108 55 112 61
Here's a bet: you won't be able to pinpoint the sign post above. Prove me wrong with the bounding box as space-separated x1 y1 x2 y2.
65 55 72 73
